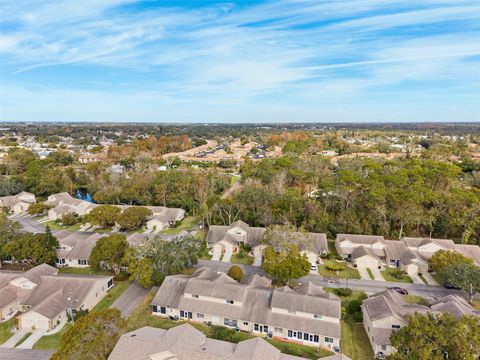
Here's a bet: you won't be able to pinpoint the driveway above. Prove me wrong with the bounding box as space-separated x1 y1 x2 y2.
16 329 46 349
369 267 385 281
9 214 45 233
252 245 265 267
422 272 438 285
110 282 150 317
409 272 424 284
357 266 371 280
0 329 29 349
211 244 222 261
221 244 233 263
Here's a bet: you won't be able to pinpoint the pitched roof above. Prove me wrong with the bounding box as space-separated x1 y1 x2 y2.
108 324 308 360
350 246 379 260
454 244 480 265
0 349 53 360
152 268 341 339
56 232 102 260
206 224 266 247
336 234 385 245
384 240 409 260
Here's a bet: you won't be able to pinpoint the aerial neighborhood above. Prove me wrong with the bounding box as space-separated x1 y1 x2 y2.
0 123 479 360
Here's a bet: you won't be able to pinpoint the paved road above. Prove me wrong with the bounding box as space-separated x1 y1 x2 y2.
197 260 462 299
9 214 46 233
110 282 150 317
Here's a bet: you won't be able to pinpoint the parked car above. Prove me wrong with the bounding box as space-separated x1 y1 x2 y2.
389 287 408 295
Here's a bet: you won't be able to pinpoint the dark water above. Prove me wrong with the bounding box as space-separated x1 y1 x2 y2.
75 189 96 203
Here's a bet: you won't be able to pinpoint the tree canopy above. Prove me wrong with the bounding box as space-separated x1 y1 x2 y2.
389 313 480 360
85 205 121 228
116 206 152 230
263 244 310 284
438 263 480 302
89 234 129 275
428 249 473 272
52 308 124 360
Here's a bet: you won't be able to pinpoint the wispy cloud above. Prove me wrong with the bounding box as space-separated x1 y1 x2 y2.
0 0 479 122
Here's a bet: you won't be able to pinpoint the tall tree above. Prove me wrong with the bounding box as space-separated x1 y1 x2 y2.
428 249 473 272
85 205 121 228
3 228 58 266
89 234 129 275
263 244 310 284
389 313 480 360
439 263 480 302
52 308 124 360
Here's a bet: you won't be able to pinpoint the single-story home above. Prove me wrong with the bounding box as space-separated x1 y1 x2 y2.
0 192 36 214
0 264 113 330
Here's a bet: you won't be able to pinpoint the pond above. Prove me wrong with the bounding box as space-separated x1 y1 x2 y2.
75 189 96 203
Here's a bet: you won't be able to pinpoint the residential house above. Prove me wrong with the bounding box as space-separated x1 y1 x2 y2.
207 220 328 267
362 289 479 359
151 267 341 351
108 323 313 360
0 264 113 330
145 206 186 231
78 153 103 164
45 192 97 220
335 234 386 270
0 192 36 214
54 231 103 267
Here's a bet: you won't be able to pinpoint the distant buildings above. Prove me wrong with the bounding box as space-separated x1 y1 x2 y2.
151 267 342 352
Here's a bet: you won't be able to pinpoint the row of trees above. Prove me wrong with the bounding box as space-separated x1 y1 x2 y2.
207 156 479 243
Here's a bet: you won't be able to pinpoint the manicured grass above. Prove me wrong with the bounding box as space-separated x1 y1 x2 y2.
58 267 114 276
324 288 367 307
327 239 338 256
341 318 374 360
380 268 413 283
161 216 200 235
94 226 113 233
230 253 254 265
0 318 15 345
91 280 131 312
432 273 444 285
33 324 72 351
44 220 82 231
366 268 374 280
125 291 333 359
14 331 32 347
404 295 429 306
318 259 360 279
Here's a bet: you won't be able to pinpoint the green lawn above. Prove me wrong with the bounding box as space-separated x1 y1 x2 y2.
58 267 114 276
0 318 15 345
15 332 32 347
380 268 413 283
327 239 338 256
432 272 444 285
230 253 254 265
341 318 374 360
33 324 72 351
91 280 131 312
404 295 429 306
125 291 333 359
44 220 82 231
472 300 480 311
161 216 200 235
318 259 360 279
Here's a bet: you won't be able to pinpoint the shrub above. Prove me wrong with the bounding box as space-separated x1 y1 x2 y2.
227 265 243 281
389 268 405 279
335 288 352 297
114 272 129 281
28 202 49 215
348 299 362 314
341 306 347 320
353 311 363 322
210 326 240 343
61 213 77 226
326 264 344 272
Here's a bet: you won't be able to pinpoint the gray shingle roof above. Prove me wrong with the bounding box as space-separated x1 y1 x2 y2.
152 268 341 339
336 234 385 245
108 324 308 360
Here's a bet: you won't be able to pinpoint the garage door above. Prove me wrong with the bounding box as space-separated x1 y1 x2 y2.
20 316 50 330
406 264 418 275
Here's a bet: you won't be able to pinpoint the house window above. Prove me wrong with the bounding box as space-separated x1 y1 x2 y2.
382 345 388 351
160 307 166 314
78 259 88 265
325 337 334 344
56 258 65 264
152 305 158 313
197 313 204 319
226 300 234 304
192 294 199 299
180 310 192 319
392 324 401 330
224 318 238 327
254 324 259 331
314 314 322 319
263 325 268 333
243 321 249 326
107 279 113 288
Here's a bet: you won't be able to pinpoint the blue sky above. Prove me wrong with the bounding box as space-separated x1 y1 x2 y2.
0 0 479 123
